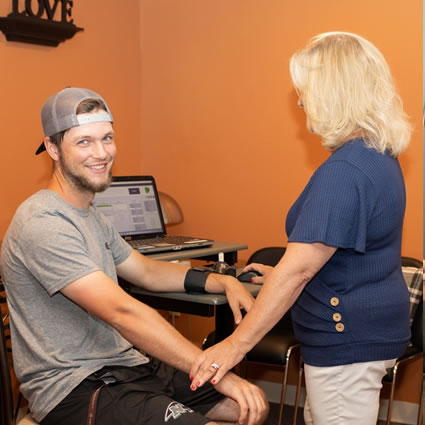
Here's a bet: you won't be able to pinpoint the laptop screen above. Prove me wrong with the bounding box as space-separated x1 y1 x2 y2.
92 176 166 239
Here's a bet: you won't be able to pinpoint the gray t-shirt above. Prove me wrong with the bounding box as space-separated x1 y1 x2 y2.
0 190 148 421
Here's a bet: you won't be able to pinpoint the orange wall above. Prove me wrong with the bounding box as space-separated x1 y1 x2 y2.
1 1 422 261
140 0 423 263
0 0 143 238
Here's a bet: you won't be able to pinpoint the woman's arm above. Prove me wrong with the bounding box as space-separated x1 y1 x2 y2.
190 241 337 387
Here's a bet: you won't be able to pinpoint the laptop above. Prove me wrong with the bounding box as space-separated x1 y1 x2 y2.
92 175 214 254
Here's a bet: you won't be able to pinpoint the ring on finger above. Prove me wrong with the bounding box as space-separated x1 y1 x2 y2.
210 363 220 370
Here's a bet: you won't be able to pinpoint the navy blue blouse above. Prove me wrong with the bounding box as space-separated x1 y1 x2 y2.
286 139 410 366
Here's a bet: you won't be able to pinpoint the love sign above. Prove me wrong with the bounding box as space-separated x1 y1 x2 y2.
0 0 83 46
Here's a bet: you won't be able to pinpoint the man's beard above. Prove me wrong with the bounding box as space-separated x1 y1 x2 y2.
59 154 113 194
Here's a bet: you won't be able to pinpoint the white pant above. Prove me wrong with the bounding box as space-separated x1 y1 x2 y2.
303 358 397 425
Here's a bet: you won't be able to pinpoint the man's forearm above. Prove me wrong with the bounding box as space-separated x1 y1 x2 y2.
118 250 232 295
117 251 189 292
111 298 200 372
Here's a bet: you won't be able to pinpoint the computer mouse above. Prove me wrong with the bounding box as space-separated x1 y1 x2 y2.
237 270 262 283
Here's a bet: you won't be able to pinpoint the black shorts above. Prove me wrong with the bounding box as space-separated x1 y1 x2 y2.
40 358 225 425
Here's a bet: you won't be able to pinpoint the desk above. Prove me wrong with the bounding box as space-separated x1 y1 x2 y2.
144 241 248 266
126 283 261 342
122 241 253 343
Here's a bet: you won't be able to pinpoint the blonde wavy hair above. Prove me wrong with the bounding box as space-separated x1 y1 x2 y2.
289 32 411 157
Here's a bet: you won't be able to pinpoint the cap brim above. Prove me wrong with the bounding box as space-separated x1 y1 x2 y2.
35 141 46 155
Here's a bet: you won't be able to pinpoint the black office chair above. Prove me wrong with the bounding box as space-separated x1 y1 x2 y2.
381 258 423 425
239 247 302 425
1 278 39 425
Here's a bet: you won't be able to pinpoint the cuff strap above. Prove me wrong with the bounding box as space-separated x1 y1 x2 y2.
184 267 211 293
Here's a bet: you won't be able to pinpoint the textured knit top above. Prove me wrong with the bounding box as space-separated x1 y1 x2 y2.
286 138 410 366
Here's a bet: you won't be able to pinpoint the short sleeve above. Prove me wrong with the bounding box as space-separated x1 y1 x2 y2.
287 161 376 253
16 214 102 295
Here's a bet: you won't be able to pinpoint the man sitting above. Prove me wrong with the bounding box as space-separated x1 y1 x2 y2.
1 87 268 425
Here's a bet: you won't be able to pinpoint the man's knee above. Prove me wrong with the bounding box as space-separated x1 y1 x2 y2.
205 397 240 422
205 391 269 425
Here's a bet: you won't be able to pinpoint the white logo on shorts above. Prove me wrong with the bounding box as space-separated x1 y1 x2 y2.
164 401 194 422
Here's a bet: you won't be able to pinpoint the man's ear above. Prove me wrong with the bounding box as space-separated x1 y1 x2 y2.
44 137 60 161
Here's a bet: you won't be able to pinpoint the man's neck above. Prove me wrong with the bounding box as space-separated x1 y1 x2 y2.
47 172 94 210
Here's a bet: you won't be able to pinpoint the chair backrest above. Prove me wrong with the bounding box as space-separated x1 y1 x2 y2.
247 247 286 267
158 192 184 226
401 256 423 268
0 297 14 425
1 280 40 425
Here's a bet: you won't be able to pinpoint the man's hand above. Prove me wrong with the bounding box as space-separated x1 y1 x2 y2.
206 274 254 324
214 372 269 425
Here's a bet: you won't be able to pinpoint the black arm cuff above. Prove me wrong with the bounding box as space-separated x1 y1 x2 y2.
184 267 211 293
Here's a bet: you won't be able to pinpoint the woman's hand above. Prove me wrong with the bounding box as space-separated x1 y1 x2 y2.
190 336 246 389
242 263 274 284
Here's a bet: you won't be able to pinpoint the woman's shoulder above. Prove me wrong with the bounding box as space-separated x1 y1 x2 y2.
325 138 397 174
332 138 393 162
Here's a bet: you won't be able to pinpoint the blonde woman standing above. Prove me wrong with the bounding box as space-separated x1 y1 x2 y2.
190 32 412 425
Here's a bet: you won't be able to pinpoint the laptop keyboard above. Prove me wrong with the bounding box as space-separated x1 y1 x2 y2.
128 236 206 247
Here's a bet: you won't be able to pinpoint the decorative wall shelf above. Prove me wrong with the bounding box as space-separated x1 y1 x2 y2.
0 1 83 47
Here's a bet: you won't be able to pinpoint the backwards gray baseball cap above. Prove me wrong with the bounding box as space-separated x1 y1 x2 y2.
36 87 114 155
